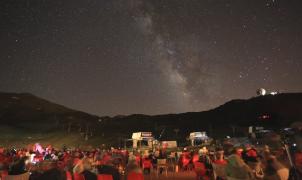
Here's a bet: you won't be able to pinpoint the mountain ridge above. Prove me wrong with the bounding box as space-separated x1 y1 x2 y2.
0 91 301 141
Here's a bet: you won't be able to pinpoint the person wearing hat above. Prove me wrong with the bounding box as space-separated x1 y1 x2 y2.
212 148 227 180
225 148 254 180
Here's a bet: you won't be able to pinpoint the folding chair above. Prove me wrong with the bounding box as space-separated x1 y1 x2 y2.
66 171 72 180
97 174 113 180
127 172 144 180
157 159 168 177
73 173 85 180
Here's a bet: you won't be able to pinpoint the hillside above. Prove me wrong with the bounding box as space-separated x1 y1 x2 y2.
0 92 301 147
0 92 99 131
101 93 302 139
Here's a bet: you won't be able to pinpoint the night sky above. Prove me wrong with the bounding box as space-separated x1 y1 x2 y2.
1 0 302 116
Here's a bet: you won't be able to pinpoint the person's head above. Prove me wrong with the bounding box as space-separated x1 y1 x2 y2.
74 151 81 158
232 147 243 157
294 152 302 169
216 150 224 160
199 147 208 155
245 144 252 151
227 153 245 167
263 145 270 152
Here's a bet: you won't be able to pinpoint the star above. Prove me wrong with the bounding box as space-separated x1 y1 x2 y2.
0 0 301 115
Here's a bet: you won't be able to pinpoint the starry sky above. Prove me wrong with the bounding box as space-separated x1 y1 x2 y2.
1 0 302 116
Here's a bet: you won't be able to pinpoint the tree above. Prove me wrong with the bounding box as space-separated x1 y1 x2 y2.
85 123 90 141
230 124 236 137
173 128 180 138
67 121 72 133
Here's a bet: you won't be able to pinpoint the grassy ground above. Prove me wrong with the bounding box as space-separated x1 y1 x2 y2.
0 126 113 149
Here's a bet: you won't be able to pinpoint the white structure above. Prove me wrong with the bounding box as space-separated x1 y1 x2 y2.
189 132 210 146
257 88 266 96
270 91 278 95
130 132 154 149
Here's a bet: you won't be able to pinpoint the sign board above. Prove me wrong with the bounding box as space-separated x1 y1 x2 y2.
141 132 152 137
132 132 153 140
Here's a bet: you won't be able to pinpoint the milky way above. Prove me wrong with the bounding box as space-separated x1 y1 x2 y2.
1 0 302 116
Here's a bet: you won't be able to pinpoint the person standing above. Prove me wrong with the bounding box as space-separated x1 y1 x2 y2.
225 148 254 180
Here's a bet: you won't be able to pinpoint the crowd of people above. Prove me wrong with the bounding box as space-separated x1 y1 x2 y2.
0 141 301 180
176 144 302 180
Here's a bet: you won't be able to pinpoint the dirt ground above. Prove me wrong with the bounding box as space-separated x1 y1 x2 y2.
143 171 196 180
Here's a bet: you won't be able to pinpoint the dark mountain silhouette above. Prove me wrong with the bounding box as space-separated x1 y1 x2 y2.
102 93 302 139
0 92 99 131
0 92 301 142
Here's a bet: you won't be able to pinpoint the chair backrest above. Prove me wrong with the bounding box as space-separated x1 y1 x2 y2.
142 159 152 168
1 170 8 180
73 173 85 180
295 152 302 165
157 159 166 165
97 174 113 180
66 171 72 180
182 157 190 166
193 162 206 176
127 172 144 180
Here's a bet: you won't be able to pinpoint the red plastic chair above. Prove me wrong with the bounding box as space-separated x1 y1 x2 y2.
135 155 141 166
97 174 113 180
74 173 85 180
1 170 8 180
142 159 152 169
192 154 199 163
194 162 209 180
66 171 72 180
294 152 302 166
127 172 144 180
182 156 190 170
